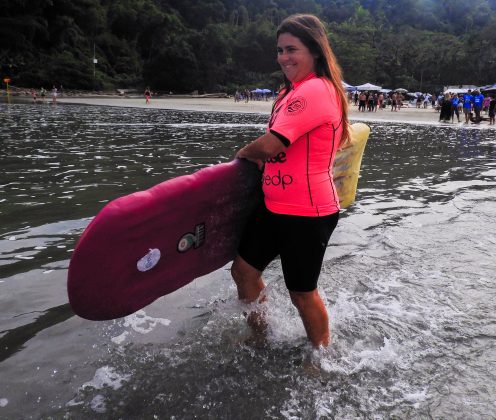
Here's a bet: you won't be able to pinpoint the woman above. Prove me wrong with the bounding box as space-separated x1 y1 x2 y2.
144 87 151 104
439 93 452 122
231 14 349 348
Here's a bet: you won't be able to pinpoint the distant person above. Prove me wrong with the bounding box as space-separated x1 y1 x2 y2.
472 90 484 122
423 94 429 108
391 92 397 111
397 94 403 110
451 93 461 123
488 95 495 125
358 92 366 111
232 14 350 348
439 93 451 122
416 94 422 108
378 92 384 109
367 92 374 111
482 95 491 113
462 90 473 124
31 90 37 103
144 87 151 104
40 87 46 101
52 86 58 104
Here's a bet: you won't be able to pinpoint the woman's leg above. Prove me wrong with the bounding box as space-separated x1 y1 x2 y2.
231 255 265 302
231 255 267 333
289 290 329 347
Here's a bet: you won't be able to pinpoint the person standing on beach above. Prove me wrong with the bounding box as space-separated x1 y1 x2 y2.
391 92 397 111
232 14 349 348
488 95 495 125
144 87 151 104
52 86 58 104
358 91 366 111
463 90 473 124
451 93 461 123
439 93 451 122
472 90 484 122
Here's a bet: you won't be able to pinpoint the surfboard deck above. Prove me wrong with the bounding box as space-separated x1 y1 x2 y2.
68 123 370 320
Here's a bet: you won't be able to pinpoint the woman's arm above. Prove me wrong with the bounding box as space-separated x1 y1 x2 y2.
236 131 287 169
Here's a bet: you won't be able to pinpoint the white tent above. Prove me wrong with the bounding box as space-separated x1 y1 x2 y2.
443 88 470 94
356 83 382 91
342 81 356 91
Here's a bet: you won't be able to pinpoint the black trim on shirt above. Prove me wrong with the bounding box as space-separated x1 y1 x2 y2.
269 129 291 147
306 133 314 208
328 123 339 205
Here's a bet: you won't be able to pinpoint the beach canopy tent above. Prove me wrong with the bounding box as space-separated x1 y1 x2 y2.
394 88 408 93
379 89 391 93
342 81 356 91
480 83 496 91
443 88 471 94
251 88 271 94
356 83 382 91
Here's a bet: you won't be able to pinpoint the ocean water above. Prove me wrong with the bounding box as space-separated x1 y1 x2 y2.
0 102 495 419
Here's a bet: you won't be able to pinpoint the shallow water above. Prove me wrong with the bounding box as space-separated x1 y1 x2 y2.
1 102 495 419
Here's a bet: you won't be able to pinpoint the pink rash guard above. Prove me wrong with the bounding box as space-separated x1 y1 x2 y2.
264 73 344 216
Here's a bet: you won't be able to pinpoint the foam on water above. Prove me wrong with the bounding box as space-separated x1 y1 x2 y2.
122 310 171 334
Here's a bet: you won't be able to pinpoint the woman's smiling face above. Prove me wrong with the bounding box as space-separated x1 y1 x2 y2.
277 33 316 83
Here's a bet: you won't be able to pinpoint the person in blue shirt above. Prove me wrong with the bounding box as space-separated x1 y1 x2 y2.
472 90 485 123
462 90 473 124
451 94 461 123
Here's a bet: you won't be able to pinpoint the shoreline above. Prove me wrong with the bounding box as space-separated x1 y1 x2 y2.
4 93 495 128
60 96 496 128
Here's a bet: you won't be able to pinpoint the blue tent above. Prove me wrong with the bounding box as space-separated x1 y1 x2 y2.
481 83 496 91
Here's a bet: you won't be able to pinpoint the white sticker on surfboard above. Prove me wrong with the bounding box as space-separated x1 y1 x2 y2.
137 248 161 272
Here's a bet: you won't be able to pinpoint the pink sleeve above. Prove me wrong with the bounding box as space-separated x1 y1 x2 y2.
270 79 340 144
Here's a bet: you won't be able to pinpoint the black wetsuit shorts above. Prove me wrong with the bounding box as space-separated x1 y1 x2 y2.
237 202 339 292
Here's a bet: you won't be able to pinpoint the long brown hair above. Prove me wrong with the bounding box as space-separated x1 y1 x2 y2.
275 14 350 144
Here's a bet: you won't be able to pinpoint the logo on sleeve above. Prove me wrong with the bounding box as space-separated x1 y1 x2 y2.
285 96 307 115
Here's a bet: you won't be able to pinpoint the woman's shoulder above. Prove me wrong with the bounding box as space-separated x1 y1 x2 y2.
299 77 338 100
301 76 331 90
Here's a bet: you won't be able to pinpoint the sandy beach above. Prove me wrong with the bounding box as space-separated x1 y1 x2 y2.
52 95 496 128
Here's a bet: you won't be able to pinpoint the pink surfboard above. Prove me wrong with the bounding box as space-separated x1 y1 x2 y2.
68 159 263 320
68 123 369 320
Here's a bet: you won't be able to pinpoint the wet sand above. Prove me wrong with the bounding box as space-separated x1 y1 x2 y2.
53 95 496 128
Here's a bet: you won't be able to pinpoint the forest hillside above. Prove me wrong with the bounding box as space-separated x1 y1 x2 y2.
2 0 496 92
